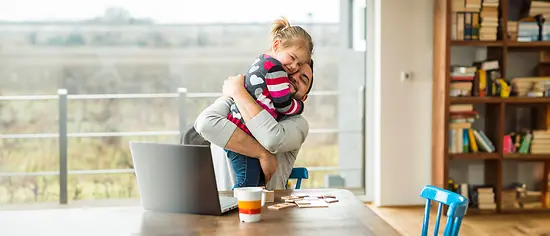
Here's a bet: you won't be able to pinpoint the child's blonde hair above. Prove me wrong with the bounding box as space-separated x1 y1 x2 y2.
270 17 314 59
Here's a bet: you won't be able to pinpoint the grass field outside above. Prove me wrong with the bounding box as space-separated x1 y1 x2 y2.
0 135 339 205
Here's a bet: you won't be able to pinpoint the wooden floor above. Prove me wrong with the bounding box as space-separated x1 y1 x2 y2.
366 205 550 236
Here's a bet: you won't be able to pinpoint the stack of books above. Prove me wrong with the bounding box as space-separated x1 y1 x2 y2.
530 130 550 154
479 0 499 40
530 1 550 19
518 22 540 42
501 189 519 209
477 187 496 210
517 187 543 209
451 0 482 40
510 77 550 96
450 65 476 97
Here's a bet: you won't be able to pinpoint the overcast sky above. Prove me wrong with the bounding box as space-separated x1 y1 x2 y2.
0 0 340 23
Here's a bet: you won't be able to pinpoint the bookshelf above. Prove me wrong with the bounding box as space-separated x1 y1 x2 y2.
432 0 550 214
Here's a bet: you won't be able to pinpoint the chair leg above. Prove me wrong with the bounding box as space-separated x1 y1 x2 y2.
443 217 454 236
295 179 302 189
451 217 463 236
433 203 443 235
421 199 431 236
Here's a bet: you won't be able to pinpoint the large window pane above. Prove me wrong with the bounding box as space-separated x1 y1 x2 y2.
0 0 368 206
0 175 59 205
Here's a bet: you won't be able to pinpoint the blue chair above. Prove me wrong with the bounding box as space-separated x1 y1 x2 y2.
287 167 309 189
420 185 469 236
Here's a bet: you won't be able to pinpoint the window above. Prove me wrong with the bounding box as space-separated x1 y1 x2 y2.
0 0 367 205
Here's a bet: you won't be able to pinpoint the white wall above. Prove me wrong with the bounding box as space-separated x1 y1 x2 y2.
369 0 434 206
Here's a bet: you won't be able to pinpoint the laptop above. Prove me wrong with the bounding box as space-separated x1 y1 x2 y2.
129 141 238 215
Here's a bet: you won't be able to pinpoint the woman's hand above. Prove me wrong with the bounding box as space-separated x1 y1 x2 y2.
222 74 246 98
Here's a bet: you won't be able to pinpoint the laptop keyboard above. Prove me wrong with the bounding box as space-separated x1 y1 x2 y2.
219 196 238 210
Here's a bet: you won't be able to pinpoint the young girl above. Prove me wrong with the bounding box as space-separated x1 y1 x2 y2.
226 17 314 189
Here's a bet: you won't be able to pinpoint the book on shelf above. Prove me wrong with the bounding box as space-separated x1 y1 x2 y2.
451 0 499 41
501 188 519 209
502 184 544 209
504 129 550 154
447 180 497 210
516 185 543 209
479 0 499 41
450 60 505 97
509 77 550 97
530 1 550 24
508 21 518 40
529 130 550 154
448 181 544 211
477 186 497 210
532 1 550 37
517 21 541 42
450 65 476 97
448 104 496 153
508 1 550 42
514 15 550 42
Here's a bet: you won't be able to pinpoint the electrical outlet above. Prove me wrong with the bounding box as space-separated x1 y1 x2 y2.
400 71 412 82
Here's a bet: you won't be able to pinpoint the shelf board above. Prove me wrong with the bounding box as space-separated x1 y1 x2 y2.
450 97 502 104
466 208 497 215
450 40 550 48
499 208 550 214
502 97 550 104
451 40 504 47
449 97 550 104
503 154 550 161
450 153 500 160
507 41 550 48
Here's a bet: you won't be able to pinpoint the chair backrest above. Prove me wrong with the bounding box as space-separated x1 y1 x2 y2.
181 126 210 145
420 185 469 236
288 167 309 189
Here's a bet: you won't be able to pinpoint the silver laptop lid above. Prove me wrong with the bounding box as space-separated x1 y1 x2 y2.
129 142 223 215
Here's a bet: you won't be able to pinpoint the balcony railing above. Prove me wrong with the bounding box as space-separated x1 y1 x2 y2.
0 88 365 204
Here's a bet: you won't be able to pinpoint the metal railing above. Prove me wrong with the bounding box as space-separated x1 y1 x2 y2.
0 88 361 204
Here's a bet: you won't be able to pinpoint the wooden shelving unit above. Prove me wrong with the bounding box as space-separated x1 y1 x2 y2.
451 40 550 48
432 0 550 214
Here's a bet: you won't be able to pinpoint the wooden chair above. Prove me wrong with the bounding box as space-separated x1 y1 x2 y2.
287 167 309 189
420 185 469 236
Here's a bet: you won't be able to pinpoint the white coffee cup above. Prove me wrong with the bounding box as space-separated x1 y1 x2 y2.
235 187 263 223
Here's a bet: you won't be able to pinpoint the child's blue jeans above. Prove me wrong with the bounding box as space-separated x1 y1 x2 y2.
225 149 265 189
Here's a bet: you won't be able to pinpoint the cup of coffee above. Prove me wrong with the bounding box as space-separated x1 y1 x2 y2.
235 187 263 223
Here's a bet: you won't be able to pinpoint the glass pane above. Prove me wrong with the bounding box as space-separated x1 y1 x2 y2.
68 173 138 202
0 0 368 206
0 100 58 134
68 135 176 170
295 133 339 168
288 170 339 189
67 98 179 133
0 138 59 172
0 176 59 205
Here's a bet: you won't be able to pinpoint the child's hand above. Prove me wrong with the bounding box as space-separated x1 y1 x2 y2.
222 74 245 98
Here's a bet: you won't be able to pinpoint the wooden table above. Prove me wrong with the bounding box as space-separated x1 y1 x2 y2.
0 189 400 236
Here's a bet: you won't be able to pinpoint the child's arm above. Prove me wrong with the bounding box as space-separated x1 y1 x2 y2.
263 61 304 115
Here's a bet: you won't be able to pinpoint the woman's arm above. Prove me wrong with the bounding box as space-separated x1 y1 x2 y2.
224 75 309 154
